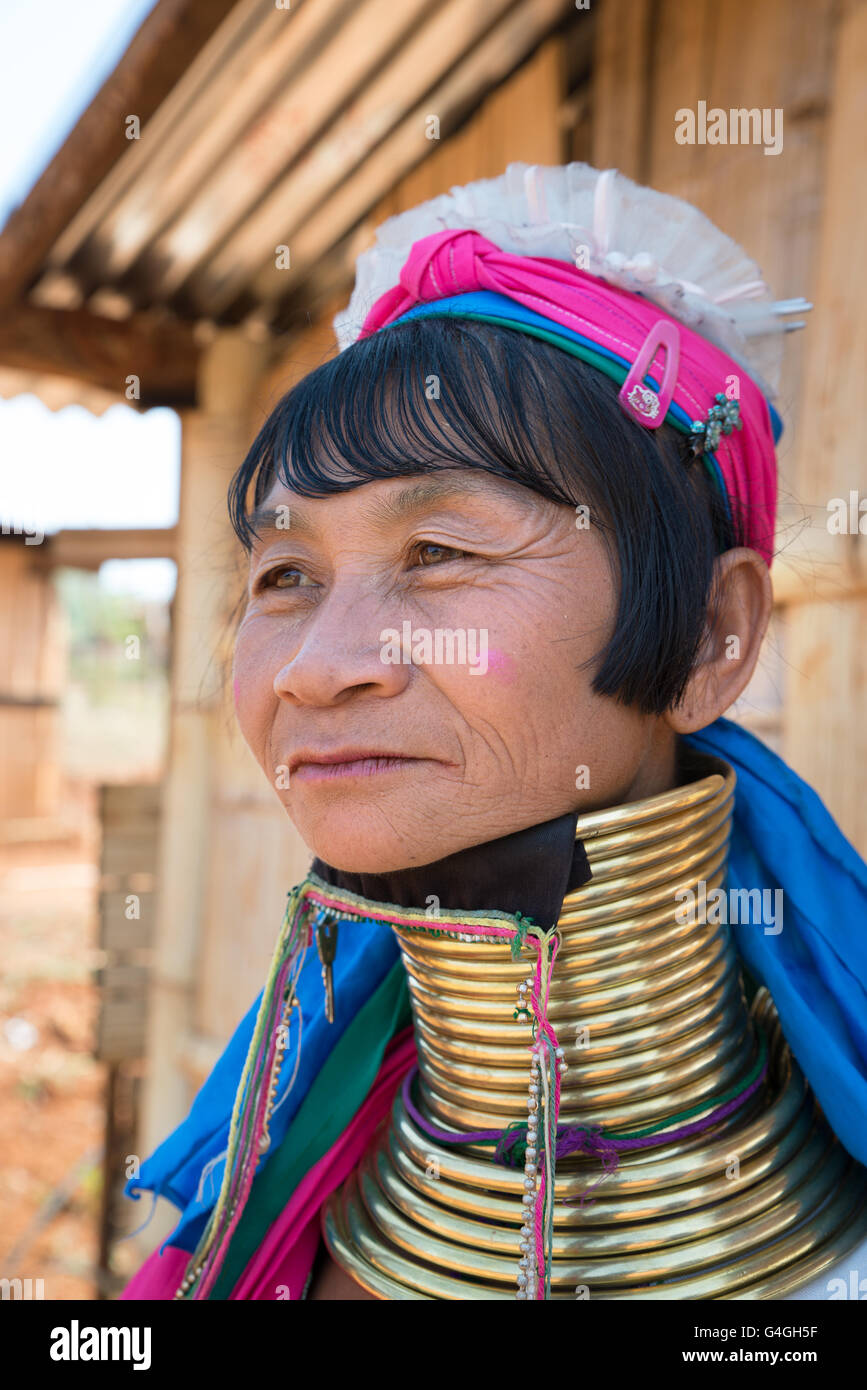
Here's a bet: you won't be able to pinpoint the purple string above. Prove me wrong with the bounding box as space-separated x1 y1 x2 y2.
558 1056 769 1207
401 1069 503 1143
401 1053 769 1208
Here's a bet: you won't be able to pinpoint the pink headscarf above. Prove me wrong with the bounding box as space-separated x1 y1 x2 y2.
358 228 777 566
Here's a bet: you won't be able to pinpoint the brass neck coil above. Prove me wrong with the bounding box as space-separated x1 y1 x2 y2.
322 753 867 1298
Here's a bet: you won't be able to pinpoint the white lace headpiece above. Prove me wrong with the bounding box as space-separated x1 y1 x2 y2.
334 161 808 398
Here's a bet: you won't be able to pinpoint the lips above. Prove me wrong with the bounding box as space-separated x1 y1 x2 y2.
288 747 418 775
290 752 433 786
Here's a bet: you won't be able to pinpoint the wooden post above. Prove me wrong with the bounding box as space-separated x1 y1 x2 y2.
139 330 272 1174
591 0 654 179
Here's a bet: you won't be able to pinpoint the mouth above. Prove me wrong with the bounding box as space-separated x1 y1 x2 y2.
288 748 436 784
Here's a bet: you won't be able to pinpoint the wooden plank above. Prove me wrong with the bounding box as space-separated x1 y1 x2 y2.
0 546 62 821
591 0 653 179
634 0 840 785
792 0 867 504
95 960 150 1063
0 817 77 845
0 304 199 405
45 527 179 569
139 330 274 1151
373 35 564 222
784 596 867 855
189 0 520 316
645 0 834 477
100 892 156 954
44 0 343 282
0 544 62 701
772 549 867 608
252 303 343 427
0 0 238 309
98 785 160 953
256 34 566 417
147 0 437 304
642 0 716 200
247 0 572 318
0 706 60 820
100 838 160 876
100 784 161 817
781 0 867 859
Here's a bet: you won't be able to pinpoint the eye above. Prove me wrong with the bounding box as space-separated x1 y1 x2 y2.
412 542 467 567
258 565 316 590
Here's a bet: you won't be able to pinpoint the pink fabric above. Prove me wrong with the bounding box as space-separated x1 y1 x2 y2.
120 1028 418 1301
359 228 778 566
120 1242 187 1301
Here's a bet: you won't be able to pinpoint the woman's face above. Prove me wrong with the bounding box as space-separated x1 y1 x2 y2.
233 468 675 872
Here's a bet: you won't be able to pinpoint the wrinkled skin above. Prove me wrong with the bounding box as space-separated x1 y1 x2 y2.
233 469 771 875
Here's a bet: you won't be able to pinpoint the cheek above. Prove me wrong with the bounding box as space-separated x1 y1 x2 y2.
232 623 279 762
456 554 644 788
484 647 517 684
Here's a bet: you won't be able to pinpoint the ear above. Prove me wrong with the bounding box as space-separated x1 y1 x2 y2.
663 548 773 734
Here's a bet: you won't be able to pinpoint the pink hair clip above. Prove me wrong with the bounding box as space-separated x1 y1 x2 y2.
618 319 680 429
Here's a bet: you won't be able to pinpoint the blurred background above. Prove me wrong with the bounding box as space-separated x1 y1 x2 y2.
0 0 864 1299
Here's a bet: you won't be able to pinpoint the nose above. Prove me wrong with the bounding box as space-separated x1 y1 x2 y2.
272 588 411 707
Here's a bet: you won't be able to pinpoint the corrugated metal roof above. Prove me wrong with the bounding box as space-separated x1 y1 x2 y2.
0 367 128 416
0 0 575 410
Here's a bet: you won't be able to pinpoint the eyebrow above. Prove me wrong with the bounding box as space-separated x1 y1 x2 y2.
248 474 533 540
248 504 316 538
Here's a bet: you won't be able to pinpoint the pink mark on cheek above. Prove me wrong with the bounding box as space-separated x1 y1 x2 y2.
484 648 517 683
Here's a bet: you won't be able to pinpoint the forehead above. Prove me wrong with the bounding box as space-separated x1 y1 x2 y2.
249 470 547 540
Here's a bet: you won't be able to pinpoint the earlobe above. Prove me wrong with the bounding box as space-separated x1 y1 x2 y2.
664 548 773 735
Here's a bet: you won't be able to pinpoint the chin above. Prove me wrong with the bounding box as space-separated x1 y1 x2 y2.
305 838 429 875
287 807 430 875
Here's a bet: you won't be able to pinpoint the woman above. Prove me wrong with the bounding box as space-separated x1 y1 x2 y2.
122 162 867 1300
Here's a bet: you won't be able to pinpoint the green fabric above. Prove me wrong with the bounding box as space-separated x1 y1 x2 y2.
426 309 688 434
453 312 636 393
418 308 725 499
210 958 412 1299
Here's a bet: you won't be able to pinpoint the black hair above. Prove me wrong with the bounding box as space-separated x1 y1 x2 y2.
228 316 739 715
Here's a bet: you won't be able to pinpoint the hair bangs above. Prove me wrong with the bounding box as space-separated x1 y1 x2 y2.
229 318 594 549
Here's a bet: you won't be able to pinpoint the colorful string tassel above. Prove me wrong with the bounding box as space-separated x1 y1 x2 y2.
514 925 565 1300
175 878 315 1300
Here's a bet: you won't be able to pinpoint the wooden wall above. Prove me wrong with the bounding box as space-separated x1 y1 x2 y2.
0 540 63 827
592 0 866 852
780 0 867 856
373 38 564 216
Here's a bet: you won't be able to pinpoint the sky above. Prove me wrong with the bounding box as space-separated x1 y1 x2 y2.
0 0 179 601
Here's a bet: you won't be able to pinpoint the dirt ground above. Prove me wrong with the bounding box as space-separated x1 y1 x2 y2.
0 785 105 1301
